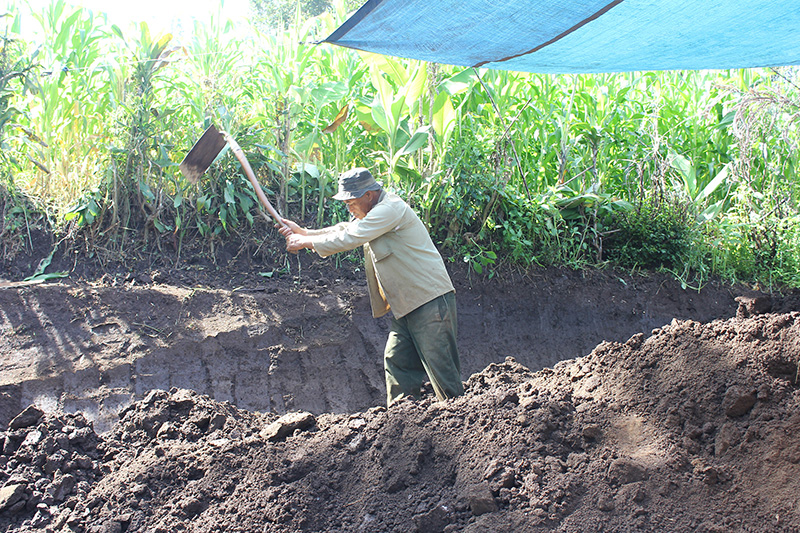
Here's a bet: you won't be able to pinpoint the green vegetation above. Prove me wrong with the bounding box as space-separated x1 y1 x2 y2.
2 0 799 290
249 0 359 30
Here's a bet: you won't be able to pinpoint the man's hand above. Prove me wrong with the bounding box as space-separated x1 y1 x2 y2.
278 218 312 252
286 233 313 252
278 218 306 237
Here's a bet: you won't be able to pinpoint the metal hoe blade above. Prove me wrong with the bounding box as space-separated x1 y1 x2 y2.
178 123 290 232
179 124 227 183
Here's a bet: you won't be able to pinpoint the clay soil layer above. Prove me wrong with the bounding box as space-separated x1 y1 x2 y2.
1 262 800 532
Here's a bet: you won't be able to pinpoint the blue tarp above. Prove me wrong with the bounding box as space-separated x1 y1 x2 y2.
323 0 800 73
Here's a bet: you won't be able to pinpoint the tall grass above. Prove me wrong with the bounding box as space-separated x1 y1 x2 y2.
2 0 799 289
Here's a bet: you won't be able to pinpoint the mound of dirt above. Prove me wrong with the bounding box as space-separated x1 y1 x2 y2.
2 307 800 532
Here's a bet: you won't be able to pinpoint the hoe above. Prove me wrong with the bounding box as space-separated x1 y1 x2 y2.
179 124 288 230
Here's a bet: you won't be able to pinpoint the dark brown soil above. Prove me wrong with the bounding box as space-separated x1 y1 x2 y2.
1 245 800 532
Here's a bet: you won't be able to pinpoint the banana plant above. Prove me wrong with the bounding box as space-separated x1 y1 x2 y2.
431 68 470 161
359 52 431 185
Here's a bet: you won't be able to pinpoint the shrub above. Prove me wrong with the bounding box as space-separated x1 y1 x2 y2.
604 200 693 270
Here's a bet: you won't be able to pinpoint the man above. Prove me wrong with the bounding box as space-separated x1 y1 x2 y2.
279 167 464 406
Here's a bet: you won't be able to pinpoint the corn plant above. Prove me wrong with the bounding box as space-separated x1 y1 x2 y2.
20 0 118 209
357 52 432 185
0 18 38 173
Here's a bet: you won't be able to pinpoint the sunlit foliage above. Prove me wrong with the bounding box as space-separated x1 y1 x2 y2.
1 1 799 289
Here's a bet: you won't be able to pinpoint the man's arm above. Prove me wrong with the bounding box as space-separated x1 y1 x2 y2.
311 202 404 258
279 218 349 253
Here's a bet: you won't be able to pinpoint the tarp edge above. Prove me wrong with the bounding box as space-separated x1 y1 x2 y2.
323 0 387 43
474 0 625 68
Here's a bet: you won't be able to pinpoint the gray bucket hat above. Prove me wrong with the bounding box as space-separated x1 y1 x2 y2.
332 168 382 200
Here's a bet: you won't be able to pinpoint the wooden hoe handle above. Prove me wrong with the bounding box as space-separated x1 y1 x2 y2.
222 132 289 231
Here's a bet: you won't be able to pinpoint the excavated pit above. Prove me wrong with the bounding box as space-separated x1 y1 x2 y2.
1 267 744 435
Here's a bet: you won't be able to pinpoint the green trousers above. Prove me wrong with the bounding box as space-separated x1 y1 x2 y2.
383 291 464 405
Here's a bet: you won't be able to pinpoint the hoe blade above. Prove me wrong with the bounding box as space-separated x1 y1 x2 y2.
179 124 227 183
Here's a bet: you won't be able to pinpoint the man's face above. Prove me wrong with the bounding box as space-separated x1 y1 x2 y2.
344 190 377 219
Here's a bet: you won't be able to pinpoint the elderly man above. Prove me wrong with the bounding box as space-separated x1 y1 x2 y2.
279 167 464 406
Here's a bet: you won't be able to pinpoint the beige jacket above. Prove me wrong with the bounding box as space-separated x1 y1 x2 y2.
308 191 454 319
